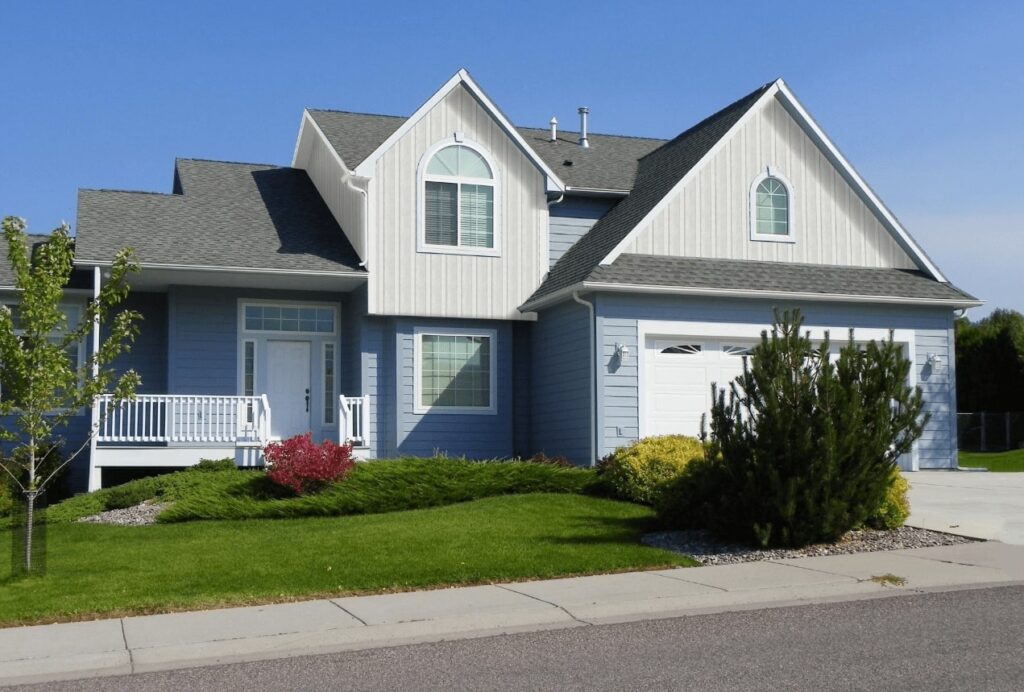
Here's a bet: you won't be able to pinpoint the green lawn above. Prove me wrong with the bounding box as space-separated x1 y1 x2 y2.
0 493 695 626
958 449 1024 472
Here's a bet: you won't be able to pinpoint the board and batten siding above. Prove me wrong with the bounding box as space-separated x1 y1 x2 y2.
392 318 514 458
622 96 918 270
367 84 548 320
549 196 616 268
303 122 368 263
594 293 959 469
530 300 594 465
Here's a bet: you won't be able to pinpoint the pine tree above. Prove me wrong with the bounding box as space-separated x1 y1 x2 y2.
701 309 926 547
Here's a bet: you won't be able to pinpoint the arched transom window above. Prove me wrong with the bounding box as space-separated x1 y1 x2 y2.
750 173 793 241
421 143 497 252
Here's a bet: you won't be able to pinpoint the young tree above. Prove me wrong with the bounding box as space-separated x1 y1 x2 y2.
701 309 926 548
0 216 141 573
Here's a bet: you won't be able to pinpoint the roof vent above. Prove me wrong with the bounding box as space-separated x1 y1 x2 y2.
577 107 590 148
549 116 558 142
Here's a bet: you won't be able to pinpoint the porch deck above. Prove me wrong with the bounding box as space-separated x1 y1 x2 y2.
89 393 370 490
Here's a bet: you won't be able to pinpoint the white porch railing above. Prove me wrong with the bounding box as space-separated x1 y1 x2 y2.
96 394 272 446
339 394 370 448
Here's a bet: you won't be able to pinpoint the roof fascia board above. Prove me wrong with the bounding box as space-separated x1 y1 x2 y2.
520 280 981 312
599 82 781 266
352 69 566 191
73 258 369 279
774 81 947 282
564 186 631 197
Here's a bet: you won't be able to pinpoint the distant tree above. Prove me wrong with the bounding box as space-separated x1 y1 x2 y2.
0 216 141 574
955 310 1024 412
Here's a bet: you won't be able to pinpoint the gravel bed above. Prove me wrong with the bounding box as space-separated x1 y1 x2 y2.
643 526 977 565
78 501 170 526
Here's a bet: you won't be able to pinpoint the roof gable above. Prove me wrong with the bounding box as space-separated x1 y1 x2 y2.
347 69 565 192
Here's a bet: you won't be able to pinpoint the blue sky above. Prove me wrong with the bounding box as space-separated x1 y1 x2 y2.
1 1 1020 317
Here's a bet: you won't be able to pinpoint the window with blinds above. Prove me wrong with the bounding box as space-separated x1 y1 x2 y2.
421 144 495 251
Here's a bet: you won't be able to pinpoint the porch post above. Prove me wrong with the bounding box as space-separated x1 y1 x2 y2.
87 266 102 492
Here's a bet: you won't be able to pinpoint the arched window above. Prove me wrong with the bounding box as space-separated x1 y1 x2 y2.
419 142 498 253
750 172 794 242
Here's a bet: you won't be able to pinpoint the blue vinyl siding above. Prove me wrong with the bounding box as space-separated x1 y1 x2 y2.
548 196 616 267
593 293 959 469
393 318 514 458
106 292 168 394
530 300 593 465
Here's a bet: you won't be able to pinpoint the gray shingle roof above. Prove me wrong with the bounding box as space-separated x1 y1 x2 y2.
75 159 364 273
527 83 774 305
583 254 979 304
0 234 51 287
306 110 666 191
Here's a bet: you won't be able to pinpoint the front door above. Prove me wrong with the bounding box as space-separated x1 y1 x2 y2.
266 340 311 439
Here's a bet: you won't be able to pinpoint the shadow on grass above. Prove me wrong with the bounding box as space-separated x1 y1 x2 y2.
539 512 661 547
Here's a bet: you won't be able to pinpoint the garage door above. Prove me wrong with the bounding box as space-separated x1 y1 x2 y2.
643 337 756 438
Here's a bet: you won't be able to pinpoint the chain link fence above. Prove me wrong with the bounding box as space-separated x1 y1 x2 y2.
957 412 1024 452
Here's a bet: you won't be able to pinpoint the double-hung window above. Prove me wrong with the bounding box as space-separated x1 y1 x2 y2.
420 142 498 254
414 328 496 414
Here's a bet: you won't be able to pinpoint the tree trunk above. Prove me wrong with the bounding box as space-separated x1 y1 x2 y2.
23 490 35 573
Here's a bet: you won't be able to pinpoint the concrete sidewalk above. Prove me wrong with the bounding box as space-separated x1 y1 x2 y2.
2 541 1022 687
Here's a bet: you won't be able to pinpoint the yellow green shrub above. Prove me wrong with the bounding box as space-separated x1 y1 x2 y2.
599 435 705 505
866 468 910 530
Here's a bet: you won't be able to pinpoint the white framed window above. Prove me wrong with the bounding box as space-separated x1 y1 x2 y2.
323 342 335 425
417 138 500 256
241 302 336 335
413 327 497 415
1 302 86 407
749 169 795 243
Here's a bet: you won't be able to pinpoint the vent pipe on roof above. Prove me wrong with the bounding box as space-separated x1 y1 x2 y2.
549 116 558 142
577 107 590 148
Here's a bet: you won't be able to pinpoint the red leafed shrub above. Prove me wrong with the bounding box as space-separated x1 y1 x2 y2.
263 433 355 494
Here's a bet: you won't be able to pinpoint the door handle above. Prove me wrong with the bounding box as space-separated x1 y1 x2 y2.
305 388 310 412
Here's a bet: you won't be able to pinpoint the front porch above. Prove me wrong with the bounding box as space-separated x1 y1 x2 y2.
89 393 370 490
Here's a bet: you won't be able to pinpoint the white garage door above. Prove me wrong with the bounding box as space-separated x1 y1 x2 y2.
643 337 757 438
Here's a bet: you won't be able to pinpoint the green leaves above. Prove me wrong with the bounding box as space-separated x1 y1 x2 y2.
0 216 141 493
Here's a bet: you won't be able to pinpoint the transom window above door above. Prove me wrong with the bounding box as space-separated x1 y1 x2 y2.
243 304 335 334
419 141 498 255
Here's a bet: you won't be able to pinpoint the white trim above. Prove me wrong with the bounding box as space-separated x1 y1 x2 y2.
352 69 565 192
416 138 501 257
749 169 796 244
238 300 339 337
635 318 919 470
519 281 982 313
412 326 498 415
774 80 946 281
74 259 368 279
601 82 781 266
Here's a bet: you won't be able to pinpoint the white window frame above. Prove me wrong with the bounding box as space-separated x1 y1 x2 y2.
749 168 796 244
322 341 336 426
416 137 501 257
0 300 88 411
413 326 498 415
239 300 338 337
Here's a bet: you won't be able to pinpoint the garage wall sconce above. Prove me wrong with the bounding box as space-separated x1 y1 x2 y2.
926 353 943 369
614 343 631 363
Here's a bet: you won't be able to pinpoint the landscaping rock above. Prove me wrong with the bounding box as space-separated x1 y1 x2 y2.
78 501 169 526
643 526 976 565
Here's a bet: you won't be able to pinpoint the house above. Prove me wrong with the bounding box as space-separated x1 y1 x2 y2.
4 70 981 492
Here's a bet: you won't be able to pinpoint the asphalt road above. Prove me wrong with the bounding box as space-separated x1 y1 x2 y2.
16 586 1024 691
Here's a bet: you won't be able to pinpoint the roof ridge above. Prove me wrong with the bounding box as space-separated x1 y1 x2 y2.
307 108 407 120
79 188 180 197
175 157 281 168
517 125 669 143
620 253 931 274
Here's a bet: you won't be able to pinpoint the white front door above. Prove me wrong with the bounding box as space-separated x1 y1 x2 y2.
643 338 755 438
266 340 311 439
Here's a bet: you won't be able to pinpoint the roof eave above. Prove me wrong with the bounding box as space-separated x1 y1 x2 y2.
519 281 983 313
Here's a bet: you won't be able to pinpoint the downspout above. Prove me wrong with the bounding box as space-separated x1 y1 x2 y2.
342 173 369 271
572 290 597 466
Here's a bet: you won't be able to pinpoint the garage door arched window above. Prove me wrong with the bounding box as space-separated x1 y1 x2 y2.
750 171 795 243
419 140 499 256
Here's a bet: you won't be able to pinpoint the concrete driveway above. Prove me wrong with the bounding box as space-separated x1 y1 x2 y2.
905 471 1024 545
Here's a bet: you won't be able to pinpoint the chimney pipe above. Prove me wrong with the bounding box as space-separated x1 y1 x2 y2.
578 107 590 148
549 116 558 142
